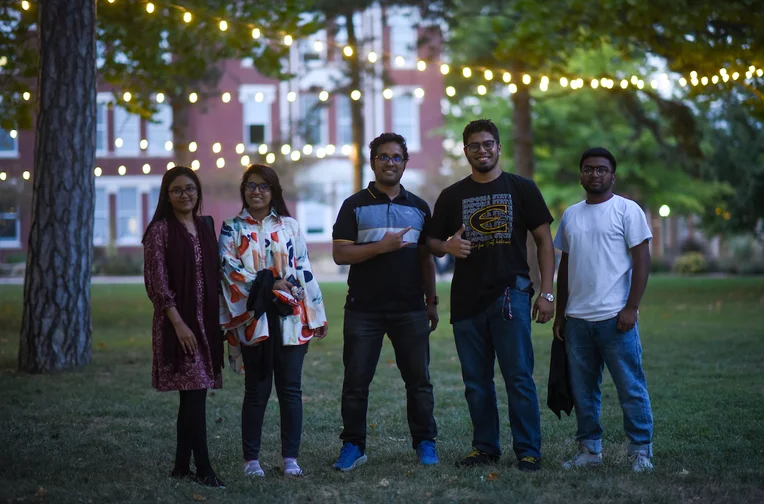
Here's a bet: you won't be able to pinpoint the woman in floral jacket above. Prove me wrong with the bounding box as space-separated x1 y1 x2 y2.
219 164 328 478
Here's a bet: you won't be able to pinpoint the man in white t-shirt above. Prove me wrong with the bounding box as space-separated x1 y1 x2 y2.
552 147 654 473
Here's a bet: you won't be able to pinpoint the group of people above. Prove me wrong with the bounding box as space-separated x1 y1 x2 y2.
142 118 655 489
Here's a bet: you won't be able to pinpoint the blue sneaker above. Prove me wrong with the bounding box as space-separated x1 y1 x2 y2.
334 443 367 472
416 440 439 465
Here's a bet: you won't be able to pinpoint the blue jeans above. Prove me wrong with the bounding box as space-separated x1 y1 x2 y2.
452 276 541 459
565 316 653 456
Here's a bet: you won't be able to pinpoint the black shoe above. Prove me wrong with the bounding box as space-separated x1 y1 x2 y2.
196 472 226 489
456 449 500 467
170 468 193 479
518 456 541 472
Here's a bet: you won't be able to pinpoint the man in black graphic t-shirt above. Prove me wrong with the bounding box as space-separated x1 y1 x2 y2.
427 119 556 472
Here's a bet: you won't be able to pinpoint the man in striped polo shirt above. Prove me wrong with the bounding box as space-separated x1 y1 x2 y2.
331 132 439 471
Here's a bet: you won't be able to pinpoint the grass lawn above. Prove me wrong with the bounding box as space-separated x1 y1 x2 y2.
0 276 763 503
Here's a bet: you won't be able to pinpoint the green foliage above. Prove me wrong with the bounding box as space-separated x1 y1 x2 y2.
97 1 319 119
673 251 709 275
698 98 764 235
0 2 38 130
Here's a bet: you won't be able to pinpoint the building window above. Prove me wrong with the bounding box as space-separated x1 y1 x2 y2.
116 187 141 244
147 187 160 219
0 128 18 157
96 103 108 154
147 104 172 156
388 8 419 67
299 94 326 146
113 106 141 156
391 89 421 151
240 85 276 148
93 187 109 245
298 29 326 68
0 196 20 246
333 18 347 59
335 95 352 146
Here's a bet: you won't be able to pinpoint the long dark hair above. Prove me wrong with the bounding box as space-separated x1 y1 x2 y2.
142 165 203 244
240 164 291 217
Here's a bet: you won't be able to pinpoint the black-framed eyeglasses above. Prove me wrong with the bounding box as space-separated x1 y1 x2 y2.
465 140 496 153
581 165 612 176
169 185 198 198
374 154 405 164
244 182 271 193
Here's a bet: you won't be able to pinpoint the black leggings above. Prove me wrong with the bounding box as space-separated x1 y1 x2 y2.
175 389 212 476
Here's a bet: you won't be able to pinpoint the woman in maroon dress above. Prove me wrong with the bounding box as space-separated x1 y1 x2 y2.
142 166 225 488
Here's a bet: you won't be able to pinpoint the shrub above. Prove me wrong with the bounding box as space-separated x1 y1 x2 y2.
650 257 672 273
93 254 143 276
672 252 708 275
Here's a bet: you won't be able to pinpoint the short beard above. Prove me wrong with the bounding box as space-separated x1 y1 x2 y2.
584 182 612 195
375 176 399 188
472 160 497 173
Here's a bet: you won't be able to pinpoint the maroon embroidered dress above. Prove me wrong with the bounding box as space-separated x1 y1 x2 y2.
144 220 223 391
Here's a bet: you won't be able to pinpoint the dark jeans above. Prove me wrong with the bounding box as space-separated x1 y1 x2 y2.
340 309 437 451
452 276 542 459
240 340 308 460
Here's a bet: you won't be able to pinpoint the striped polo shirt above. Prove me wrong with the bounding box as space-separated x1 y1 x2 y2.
332 182 431 312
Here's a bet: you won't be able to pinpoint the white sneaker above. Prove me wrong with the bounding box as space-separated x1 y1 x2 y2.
629 452 653 472
244 459 265 477
562 446 603 469
283 457 304 477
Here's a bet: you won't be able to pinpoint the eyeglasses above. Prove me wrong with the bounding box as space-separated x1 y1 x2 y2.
465 140 496 153
244 182 271 193
168 185 198 198
581 165 612 176
374 154 405 164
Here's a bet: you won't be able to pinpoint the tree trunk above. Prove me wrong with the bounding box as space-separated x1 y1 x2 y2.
171 100 191 166
511 87 541 289
19 0 97 373
345 12 364 193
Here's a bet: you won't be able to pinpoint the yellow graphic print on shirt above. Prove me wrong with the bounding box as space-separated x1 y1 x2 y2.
462 193 513 250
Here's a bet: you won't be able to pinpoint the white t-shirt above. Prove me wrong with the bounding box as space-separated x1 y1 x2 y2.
553 195 652 322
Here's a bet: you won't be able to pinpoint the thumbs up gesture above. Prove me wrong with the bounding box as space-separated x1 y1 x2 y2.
445 224 471 259
378 226 412 253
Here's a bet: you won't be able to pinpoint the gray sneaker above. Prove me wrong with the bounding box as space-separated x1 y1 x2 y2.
629 452 653 472
562 446 603 469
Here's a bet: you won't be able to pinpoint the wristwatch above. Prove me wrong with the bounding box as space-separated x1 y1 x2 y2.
426 296 439 306
539 292 555 302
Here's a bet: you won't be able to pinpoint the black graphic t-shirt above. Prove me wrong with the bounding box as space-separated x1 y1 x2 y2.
428 172 553 322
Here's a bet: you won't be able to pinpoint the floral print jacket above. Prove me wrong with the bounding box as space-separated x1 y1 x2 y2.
219 208 327 374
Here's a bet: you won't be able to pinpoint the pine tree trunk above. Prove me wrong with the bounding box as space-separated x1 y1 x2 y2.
511 87 542 289
19 0 97 373
345 13 364 193
171 100 191 166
